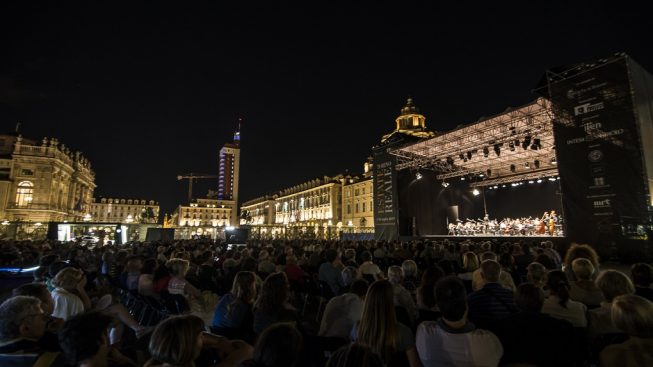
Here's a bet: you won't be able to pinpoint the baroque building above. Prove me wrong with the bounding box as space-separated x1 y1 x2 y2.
170 198 235 239
89 197 160 224
0 134 96 223
342 162 374 229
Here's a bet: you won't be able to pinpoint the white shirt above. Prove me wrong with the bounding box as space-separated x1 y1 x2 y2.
542 295 588 327
416 320 503 367
319 293 364 339
51 288 85 321
358 261 381 276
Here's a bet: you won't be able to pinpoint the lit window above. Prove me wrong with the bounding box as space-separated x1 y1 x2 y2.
16 181 34 206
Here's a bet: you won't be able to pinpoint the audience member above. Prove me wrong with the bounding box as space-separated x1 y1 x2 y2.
542 269 587 327
212 271 257 332
326 343 384 367
416 276 503 367
631 263 653 302
468 260 518 331
239 322 302 367
588 270 635 338
600 294 653 366
319 279 368 339
253 272 297 334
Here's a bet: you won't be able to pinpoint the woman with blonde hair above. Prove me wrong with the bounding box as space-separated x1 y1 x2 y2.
563 243 600 281
588 270 635 338
569 258 604 307
352 280 421 367
458 252 479 281
51 267 91 320
167 258 201 300
600 294 653 366
146 314 252 367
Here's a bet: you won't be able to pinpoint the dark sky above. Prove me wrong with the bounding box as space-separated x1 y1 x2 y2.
1 2 651 217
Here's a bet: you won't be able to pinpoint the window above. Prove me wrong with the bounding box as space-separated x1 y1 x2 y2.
362 202 366 212
347 205 351 214
355 203 359 213
21 169 34 176
16 181 34 206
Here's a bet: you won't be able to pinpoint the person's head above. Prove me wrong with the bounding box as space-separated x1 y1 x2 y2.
546 270 571 308
462 252 479 272
349 279 369 299
387 266 403 285
341 266 358 288
59 312 113 367
344 248 356 261
252 322 303 367
125 255 143 273
259 250 269 261
48 260 70 279
435 276 467 323
596 270 635 302
325 249 339 263
611 294 653 338
148 315 205 367
401 260 417 279
255 272 290 312
0 296 47 342
571 258 596 280
141 258 157 275
631 263 653 287
13 283 54 315
480 259 501 283
418 266 445 309
564 243 599 268
357 280 398 362
526 262 547 287
515 283 545 313
166 258 190 277
480 251 497 262
326 343 384 367
52 267 84 289
231 271 257 304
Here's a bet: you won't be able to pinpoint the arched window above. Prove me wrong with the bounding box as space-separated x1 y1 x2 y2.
16 181 34 207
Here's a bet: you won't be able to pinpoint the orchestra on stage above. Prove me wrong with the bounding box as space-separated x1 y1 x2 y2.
448 211 563 237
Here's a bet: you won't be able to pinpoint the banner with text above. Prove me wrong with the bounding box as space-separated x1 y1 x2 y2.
373 148 399 240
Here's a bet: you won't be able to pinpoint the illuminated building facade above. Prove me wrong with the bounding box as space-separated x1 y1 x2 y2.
274 176 342 228
0 134 96 224
170 198 235 239
89 198 159 224
218 124 241 226
240 195 277 225
342 175 374 229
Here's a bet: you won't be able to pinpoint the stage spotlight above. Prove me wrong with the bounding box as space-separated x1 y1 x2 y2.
514 138 520 147
459 153 465 161
537 179 543 183
522 135 531 150
551 157 557 165
534 160 540 169
460 177 465 181
509 141 515 151
525 162 530 169
510 164 516 173
493 185 499 189
467 151 472 160
493 143 501 156
531 138 541 150
483 147 489 157
441 181 449 188
549 177 556 181
446 156 454 165
416 172 423 180
528 180 534 184
472 189 480 196
486 169 492 177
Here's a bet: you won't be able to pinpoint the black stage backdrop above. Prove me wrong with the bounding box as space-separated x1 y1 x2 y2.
545 56 651 246
396 169 563 236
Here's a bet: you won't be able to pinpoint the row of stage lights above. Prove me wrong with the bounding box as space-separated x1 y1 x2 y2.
447 136 543 164
434 156 557 184
442 176 559 190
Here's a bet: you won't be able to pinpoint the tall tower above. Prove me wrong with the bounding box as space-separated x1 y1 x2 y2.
218 119 241 226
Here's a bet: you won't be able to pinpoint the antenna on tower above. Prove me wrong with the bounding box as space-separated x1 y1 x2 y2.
15 121 21 133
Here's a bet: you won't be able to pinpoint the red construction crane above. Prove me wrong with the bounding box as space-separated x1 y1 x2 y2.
177 173 218 203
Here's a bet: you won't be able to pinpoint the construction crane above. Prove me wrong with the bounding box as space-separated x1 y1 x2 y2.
177 173 218 203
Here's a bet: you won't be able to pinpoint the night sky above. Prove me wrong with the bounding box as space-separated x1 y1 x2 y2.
1 2 651 217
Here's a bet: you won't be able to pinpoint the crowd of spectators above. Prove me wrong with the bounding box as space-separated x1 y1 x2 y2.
0 237 652 366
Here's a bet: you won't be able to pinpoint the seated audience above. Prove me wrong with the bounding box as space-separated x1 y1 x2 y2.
471 252 516 292
239 322 303 367
600 294 653 367
497 283 574 366
51 267 91 320
563 243 600 281
212 271 257 331
416 276 503 367
58 311 134 367
166 258 201 301
146 314 252 367
631 263 653 302
417 266 444 311
137 258 158 298
358 251 382 282
253 272 297 334
0 296 66 367
542 269 587 327
350 280 420 367
569 258 604 307
319 279 368 339
387 266 418 324
468 260 518 331
319 249 345 296
588 270 635 338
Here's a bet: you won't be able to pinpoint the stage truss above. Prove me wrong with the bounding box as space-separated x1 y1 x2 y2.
391 98 559 187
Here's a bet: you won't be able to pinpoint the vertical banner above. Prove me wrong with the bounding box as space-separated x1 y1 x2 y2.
547 57 649 245
373 147 399 240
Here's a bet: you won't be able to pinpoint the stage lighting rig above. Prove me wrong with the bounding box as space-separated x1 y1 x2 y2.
441 181 449 188
531 138 541 150
486 169 492 177
467 151 472 160
493 143 502 156
525 162 530 169
509 141 515 151
416 172 423 180
551 157 557 165
522 135 531 150
510 164 516 173
483 146 489 157
534 160 540 169
459 153 465 161
472 189 480 196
